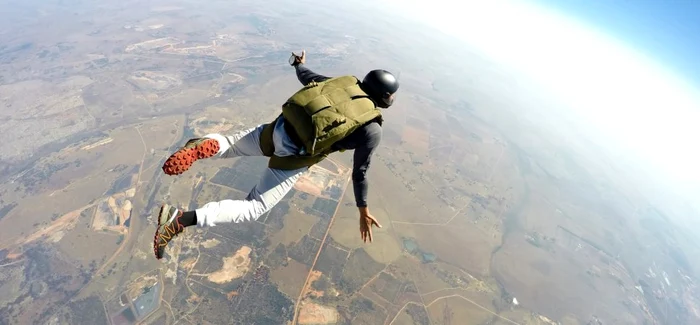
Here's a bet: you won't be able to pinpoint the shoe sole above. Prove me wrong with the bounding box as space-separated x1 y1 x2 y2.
162 139 220 175
153 204 171 259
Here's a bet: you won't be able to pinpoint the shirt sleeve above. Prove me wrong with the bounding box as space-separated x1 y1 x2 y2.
295 64 331 85
351 123 382 207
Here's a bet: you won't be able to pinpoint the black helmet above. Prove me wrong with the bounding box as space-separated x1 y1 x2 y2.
361 69 399 108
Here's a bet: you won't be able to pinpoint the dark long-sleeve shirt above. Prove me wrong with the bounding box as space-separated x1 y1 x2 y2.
294 64 382 207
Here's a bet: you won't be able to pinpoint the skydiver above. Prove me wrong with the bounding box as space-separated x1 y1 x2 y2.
153 50 400 260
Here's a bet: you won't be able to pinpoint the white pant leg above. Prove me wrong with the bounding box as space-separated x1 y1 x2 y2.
204 118 299 159
203 124 266 158
195 166 307 226
195 118 307 226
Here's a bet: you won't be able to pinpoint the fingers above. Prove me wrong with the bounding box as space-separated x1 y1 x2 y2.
290 51 304 66
362 224 373 243
360 220 366 242
291 51 305 59
360 220 382 243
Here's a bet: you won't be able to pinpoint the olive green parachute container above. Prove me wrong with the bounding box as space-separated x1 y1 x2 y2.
262 75 381 170
284 75 380 156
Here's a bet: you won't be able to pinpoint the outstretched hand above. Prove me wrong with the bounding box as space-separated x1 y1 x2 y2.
359 211 382 243
290 50 305 66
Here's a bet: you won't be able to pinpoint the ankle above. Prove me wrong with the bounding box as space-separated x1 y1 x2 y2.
179 210 198 227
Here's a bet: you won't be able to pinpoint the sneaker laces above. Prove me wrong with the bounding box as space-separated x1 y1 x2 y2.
159 214 184 241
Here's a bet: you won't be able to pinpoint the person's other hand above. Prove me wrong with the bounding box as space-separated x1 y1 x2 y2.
359 210 382 243
290 50 306 66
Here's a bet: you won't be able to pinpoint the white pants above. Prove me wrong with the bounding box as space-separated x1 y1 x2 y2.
194 118 308 227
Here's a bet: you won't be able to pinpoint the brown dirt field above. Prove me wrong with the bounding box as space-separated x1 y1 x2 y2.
188 106 243 130
270 259 310 298
294 175 324 197
268 209 319 248
55 209 121 269
294 164 344 198
426 294 495 325
315 159 341 175
192 120 236 137
401 126 430 155
0 203 93 250
206 246 252 284
298 301 339 325
303 270 325 298
327 214 359 249
5 251 22 259
102 226 127 235
0 174 106 248
200 238 220 249
129 71 182 91
392 256 452 296
80 137 114 150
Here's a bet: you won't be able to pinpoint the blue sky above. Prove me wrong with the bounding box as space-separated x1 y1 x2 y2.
532 0 700 87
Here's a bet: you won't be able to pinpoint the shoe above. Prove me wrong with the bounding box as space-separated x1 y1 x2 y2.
153 204 185 260
162 138 220 175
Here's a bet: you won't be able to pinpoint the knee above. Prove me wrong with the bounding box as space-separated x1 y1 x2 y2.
245 193 272 221
250 201 270 222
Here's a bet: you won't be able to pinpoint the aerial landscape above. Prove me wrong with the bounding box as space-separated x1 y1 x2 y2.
0 0 699 324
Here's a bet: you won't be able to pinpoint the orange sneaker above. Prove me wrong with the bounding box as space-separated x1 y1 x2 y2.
162 138 220 175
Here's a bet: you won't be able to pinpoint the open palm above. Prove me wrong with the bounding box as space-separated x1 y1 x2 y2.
360 213 382 243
